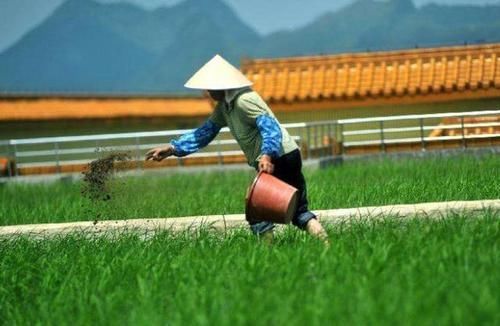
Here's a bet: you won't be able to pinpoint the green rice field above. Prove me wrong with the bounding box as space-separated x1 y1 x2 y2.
1 215 499 325
0 153 498 226
0 154 499 325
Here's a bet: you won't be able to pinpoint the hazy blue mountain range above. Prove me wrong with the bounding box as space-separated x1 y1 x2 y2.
258 0 500 56
0 0 259 93
1 0 499 94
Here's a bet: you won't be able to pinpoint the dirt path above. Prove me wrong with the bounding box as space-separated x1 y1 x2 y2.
1 200 498 238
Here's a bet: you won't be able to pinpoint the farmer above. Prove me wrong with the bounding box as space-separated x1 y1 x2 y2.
146 55 328 243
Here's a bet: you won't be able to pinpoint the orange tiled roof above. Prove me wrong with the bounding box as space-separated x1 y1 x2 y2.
2 43 499 122
241 43 500 109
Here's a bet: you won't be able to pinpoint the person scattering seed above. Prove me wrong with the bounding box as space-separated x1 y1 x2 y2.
145 55 328 244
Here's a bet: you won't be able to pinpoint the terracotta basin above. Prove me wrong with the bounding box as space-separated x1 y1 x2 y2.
245 172 298 224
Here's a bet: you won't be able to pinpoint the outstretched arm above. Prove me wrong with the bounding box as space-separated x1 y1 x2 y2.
170 119 221 157
145 119 221 161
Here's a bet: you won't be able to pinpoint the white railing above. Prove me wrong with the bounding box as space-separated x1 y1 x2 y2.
0 121 335 177
1 109 499 177
338 109 500 153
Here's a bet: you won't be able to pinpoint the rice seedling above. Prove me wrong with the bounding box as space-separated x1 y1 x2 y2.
0 153 498 226
0 214 498 325
1 153 498 324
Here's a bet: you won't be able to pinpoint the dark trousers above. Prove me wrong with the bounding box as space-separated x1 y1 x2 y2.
249 149 316 235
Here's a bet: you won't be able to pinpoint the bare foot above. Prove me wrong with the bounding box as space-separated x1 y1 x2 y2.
305 219 330 246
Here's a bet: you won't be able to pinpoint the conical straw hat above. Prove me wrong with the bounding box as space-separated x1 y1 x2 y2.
184 54 253 90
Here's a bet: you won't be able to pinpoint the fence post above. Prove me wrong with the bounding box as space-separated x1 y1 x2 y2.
326 123 331 157
6 141 14 177
461 116 467 149
306 125 311 160
419 118 426 151
135 137 141 171
54 142 61 174
332 122 337 156
13 144 18 177
339 123 344 155
314 125 318 158
379 121 386 153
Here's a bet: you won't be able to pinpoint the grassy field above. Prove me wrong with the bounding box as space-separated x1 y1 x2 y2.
0 153 498 226
1 215 499 325
1 153 499 325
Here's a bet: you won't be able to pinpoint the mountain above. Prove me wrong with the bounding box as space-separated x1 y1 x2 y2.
132 0 260 92
0 0 499 94
256 0 500 57
0 0 153 93
0 0 260 94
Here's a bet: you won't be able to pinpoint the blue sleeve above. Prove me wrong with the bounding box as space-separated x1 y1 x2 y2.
171 120 221 157
256 115 282 159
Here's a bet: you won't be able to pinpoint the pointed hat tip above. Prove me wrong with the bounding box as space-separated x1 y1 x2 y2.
184 54 253 90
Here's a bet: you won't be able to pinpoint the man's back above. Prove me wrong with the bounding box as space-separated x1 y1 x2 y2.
210 89 298 167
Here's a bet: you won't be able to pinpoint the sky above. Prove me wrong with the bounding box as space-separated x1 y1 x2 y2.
1 0 499 53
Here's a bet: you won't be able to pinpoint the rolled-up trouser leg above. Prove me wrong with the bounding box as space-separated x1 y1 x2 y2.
249 221 275 235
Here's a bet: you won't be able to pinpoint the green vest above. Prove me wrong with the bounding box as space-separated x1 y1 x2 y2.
209 90 298 167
